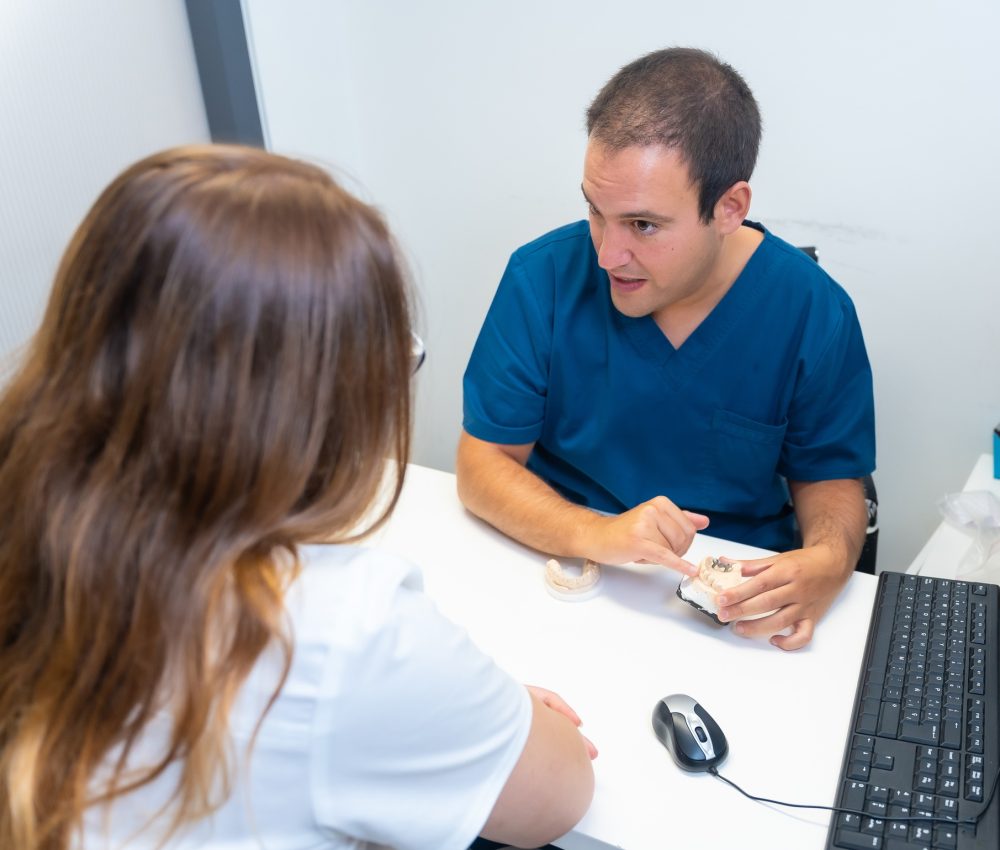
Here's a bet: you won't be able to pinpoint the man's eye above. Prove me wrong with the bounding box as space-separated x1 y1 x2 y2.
587 202 600 217
633 220 657 235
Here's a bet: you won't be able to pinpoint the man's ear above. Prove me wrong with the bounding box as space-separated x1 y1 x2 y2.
712 181 752 234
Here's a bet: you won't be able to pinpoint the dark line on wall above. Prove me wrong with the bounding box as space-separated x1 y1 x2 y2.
184 0 264 146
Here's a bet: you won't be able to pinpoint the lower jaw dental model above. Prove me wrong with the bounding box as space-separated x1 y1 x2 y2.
544 557 602 601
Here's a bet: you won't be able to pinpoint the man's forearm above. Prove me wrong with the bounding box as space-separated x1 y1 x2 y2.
789 478 867 576
456 431 599 557
457 432 706 571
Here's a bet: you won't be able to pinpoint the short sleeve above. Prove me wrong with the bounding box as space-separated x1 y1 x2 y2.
309 563 532 850
463 251 553 445
780 296 876 481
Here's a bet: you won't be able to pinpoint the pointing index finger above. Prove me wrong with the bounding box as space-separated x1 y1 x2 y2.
656 549 699 577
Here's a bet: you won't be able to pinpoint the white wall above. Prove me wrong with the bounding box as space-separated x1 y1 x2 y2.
0 0 210 379
244 0 1000 572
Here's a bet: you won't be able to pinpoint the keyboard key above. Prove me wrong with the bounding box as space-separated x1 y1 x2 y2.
934 825 958 848
886 820 909 839
877 702 900 737
862 816 885 835
835 829 882 848
849 761 871 781
867 785 890 803
936 776 959 797
889 789 912 806
937 796 958 815
884 837 931 850
873 752 894 770
843 780 867 811
899 721 938 745
839 812 863 830
865 799 888 818
940 719 961 749
857 713 879 735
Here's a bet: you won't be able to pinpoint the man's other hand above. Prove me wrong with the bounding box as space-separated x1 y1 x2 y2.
714 544 852 650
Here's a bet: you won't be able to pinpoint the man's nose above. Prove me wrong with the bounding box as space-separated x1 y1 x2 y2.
595 226 631 270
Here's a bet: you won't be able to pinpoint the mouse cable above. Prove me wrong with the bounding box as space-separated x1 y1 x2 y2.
707 764 1000 828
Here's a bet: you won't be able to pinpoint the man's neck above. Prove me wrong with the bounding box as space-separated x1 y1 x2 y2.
653 224 764 349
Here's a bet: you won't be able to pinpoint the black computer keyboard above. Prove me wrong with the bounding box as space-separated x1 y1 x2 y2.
826 571 998 850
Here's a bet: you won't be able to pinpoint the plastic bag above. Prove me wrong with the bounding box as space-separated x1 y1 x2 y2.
937 490 1000 581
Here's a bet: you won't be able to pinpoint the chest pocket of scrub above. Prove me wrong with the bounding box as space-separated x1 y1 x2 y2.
710 409 788 510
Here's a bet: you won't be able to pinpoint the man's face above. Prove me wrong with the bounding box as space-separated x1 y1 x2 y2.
582 141 725 321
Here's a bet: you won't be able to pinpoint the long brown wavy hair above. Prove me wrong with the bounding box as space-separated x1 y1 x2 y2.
0 145 414 849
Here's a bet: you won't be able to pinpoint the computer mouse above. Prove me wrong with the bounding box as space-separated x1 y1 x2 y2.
651 693 728 772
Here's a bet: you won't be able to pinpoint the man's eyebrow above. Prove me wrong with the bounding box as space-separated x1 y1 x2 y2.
580 185 672 223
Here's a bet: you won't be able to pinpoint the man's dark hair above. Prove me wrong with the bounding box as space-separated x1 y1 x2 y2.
586 47 761 222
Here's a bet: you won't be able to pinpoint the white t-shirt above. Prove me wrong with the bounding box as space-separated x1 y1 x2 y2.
80 545 532 850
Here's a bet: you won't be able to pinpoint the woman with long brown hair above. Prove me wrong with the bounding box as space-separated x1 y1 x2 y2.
0 145 593 850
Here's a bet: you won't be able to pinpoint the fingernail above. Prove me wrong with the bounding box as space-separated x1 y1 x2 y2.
733 623 745 636
717 608 729 622
717 594 728 606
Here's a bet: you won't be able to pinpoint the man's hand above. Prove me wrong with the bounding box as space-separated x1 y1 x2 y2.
579 497 709 576
714 543 853 651
714 478 867 651
525 685 598 759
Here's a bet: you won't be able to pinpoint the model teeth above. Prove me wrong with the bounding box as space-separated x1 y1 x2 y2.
676 556 745 624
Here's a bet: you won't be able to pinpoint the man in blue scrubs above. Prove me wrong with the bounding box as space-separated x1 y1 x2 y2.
457 48 875 651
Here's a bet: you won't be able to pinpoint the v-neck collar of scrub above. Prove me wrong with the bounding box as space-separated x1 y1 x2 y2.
617 222 770 390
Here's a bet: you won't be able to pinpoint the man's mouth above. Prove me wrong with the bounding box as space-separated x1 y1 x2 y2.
609 272 646 292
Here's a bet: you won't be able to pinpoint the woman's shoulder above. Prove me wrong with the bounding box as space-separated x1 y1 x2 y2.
298 543 423 590
287 544 425 644
234 545 431 733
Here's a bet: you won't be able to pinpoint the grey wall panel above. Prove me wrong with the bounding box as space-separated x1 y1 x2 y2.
185 0 264 146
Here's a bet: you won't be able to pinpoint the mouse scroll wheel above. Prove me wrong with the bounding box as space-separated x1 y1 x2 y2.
695 726 707 743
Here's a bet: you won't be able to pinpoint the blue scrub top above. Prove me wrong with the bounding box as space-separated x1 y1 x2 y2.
463 220 875 552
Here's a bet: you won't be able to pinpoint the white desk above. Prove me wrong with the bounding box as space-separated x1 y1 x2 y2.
907 453 1000 580
367 464 878 850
